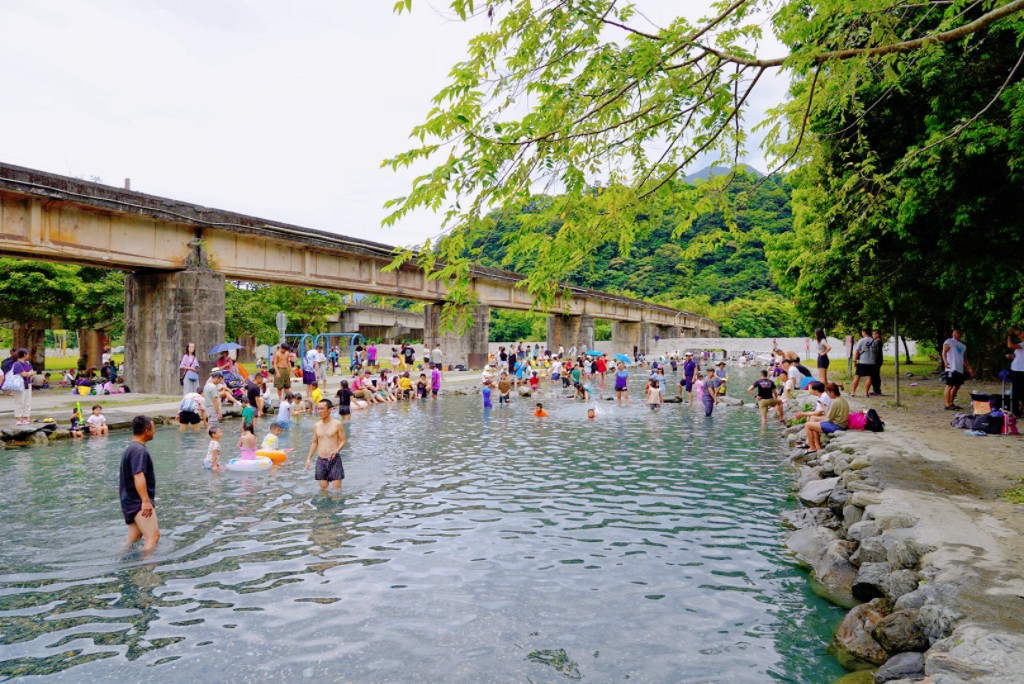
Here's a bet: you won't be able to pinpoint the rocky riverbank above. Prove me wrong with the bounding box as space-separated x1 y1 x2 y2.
777 399 1024 683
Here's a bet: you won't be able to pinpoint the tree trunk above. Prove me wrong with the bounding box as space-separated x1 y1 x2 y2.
900 335 913 364
13 321 46 371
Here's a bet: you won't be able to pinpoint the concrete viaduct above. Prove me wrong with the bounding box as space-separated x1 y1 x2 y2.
0 162 719 393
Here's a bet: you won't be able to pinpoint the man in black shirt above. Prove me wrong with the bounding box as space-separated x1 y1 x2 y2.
119 415 159 552
748 370 784 426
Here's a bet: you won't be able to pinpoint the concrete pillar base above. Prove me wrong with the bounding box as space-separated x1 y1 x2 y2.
124 269 226 395
424 303 489 370
547 315 595 356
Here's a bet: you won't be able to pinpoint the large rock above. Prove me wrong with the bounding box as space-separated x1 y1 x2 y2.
881 569 920 604
781 507 839 530
852 562 890 602
811 539 859 608
885 538 925 570
798 476 840 506
795 466 824 490
917 603 960 643
848 520 881 542
851 537 888 566
718 395 743 406
873 651 925 682
872 610 929 653
892 582 957 613
827 487 853 514
842 504 865 528
830 598 891 670
786 526 838 568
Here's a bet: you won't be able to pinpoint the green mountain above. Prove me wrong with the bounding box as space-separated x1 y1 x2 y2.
683 163 762 183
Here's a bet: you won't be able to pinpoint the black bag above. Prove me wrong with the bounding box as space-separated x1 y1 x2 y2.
950 413 973 429
971 412 1005 434
865 408 885 432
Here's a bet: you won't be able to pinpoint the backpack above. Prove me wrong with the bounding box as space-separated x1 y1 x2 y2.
950 413 973 429
848 412 868 430
972 412 1005 435
865 408 885 432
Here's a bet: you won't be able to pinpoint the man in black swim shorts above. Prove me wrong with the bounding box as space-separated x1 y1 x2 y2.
306 400 346 491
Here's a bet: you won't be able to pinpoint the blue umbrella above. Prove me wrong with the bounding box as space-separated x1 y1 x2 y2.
614 353 631 364
208 342 243 355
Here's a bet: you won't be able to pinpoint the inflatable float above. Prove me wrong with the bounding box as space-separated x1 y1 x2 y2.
224 456 272 472
256 450 287 464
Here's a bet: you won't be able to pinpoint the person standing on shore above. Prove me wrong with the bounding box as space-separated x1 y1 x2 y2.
942 327 974 411
119 415 159 552
870 329 884 396
305 400 345 492
272 344 292 401
1007 327 1024 418
179 343 201 396
431 344 443 370
8 349 34 425
849 328 875 397
814 329 831 384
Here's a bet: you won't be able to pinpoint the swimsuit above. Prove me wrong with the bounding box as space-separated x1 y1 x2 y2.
315 451 345 481
240 447 257 460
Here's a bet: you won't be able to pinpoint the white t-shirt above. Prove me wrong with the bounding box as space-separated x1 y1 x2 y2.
787 365 801 386
278 401 292 423
815 393 834 414
86 413 106 428
943 337 966 373
1012 344 1024 372
304 349 318 372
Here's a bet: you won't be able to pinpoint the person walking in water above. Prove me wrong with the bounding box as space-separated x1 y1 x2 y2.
119 415 159 553
305 399 346 492
272 343 292 401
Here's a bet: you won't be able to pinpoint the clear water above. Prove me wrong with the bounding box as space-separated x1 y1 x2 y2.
0 371 846 683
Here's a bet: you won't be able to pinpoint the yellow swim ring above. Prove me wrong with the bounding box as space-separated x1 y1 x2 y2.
256 450 287 464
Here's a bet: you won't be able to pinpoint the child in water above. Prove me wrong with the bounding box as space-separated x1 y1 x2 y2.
533 403 548 417
69 407 85 438
482 379 493 408
87 405 109 435
498 372 512 405
238 422 258 459
204 426 222 470
587 408 596 421
646 378 662 410
416 373 428 399
241 397 256 424
262 422 284 451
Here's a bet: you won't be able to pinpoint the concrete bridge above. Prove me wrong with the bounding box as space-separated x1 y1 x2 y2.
0 162 719 392
328 304 425 342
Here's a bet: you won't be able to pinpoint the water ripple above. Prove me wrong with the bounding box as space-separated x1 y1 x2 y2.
0 371 845 682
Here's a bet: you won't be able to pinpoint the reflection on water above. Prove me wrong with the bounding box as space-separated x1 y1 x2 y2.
0 371 845 682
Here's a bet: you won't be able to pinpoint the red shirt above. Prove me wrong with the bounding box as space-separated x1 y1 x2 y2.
529 376 539 389
596 358 607 373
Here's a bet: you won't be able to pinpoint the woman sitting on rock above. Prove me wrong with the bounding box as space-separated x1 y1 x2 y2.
803 383 849 455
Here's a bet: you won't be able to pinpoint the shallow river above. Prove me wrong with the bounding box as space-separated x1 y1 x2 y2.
0 371 845 682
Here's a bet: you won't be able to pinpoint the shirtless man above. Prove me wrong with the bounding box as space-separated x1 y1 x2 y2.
305 399 345 492
272 343 292 401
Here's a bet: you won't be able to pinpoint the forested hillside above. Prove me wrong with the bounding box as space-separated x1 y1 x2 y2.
471 170 806 337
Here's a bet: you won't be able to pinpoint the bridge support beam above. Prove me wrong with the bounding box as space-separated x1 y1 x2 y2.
124 269 226 395
547 314 594 356
424 304 490 370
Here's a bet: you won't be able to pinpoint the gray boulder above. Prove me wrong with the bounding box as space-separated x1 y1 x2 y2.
881 569 920 604
852 562 890 602
848 520 881 542
786 526 838 568
843 504 865 528
798 476 840 506
917 603 961 643
827 487 853 514
885 538 925 570
811 539 859 608
781 507 839 530
872 610 929 653
851 537 888 566
873 651 925 683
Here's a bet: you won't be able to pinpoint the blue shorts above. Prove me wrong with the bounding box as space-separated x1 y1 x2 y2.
820 421 846 434
274 420 290 431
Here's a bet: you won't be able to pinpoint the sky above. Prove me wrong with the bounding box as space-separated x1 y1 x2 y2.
0 1 790 248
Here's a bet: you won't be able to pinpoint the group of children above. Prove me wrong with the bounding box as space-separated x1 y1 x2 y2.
202 421 288 471
69 404 109 438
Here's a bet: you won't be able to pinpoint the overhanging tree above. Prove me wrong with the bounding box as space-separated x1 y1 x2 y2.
384 0 1024 323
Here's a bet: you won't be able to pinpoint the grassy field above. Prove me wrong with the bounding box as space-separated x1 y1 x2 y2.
44 355 125 372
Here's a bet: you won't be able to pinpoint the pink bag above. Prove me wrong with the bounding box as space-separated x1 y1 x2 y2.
847 412 867 430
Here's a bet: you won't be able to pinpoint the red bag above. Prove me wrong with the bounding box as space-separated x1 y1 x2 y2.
847 412 867 430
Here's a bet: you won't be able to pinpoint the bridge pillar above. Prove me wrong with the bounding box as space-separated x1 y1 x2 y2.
547 315 595 356
424 304 490 370
78 328 109 371
124 270 225 395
